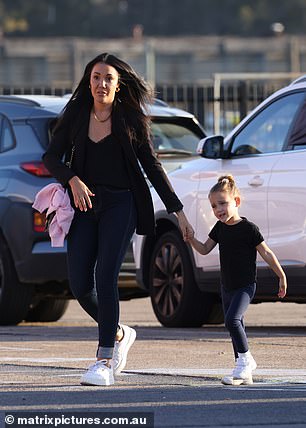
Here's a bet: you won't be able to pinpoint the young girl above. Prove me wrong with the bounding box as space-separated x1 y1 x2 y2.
188 175 287 385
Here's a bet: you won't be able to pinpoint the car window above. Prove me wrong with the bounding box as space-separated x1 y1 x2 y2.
0 114 15 153
27 118 54 149
151 120 203 154
12 118 53 152
286 97 306 150
13 122 44 153
230 92 306 156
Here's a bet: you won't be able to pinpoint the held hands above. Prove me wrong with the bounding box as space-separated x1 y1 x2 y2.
278 277 287 299
69 176 95 212
176 210 195 242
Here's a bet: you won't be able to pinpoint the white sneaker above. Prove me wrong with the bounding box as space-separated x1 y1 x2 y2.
221 352 257 386
221 374 253 385
233 352 257 378
113 324 136 376
80 360 114 386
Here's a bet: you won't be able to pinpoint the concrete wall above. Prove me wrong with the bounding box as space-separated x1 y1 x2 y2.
0 35 305 88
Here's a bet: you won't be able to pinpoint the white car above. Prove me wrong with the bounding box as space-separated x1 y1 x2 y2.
133 77 306 327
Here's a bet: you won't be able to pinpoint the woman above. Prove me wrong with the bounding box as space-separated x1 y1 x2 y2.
43 53 194 386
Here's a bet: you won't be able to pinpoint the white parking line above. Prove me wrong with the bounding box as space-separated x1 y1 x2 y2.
1 357 93 363
1 359 305 385
1 359 305 377
228 386 306 392
126 368 306 384
0 346 42 351
127 367 306 376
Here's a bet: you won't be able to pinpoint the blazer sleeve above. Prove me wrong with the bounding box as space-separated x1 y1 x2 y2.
42 119 76 187
136 139 183 214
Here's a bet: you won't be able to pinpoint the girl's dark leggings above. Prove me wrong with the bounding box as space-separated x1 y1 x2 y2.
221 283 256 360
67 185 137 359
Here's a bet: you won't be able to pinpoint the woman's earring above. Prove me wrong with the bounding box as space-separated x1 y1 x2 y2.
89 84 91 89
115 87 120 92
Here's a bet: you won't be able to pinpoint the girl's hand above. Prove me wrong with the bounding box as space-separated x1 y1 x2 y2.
69 176 95 212
176 210 194 242
278 277 287 299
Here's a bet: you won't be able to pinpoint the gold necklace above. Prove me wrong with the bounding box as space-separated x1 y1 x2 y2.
92 110 112 123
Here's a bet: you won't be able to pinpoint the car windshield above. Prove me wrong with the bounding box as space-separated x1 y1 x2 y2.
151 119 204 155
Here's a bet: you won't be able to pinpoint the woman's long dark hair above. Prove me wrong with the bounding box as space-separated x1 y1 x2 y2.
57 53 154 144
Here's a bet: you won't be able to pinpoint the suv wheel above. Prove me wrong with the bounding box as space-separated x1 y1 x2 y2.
26 299 69 322
0 237 33 325
206 302 224 324
149 230 217 327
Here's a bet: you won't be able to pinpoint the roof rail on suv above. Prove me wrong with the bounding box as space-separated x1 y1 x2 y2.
290 75 306 85
0 95 41 107
153 98 169 107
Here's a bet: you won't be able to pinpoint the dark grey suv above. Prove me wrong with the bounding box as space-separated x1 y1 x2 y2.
0 95 205 325
0 95 70 325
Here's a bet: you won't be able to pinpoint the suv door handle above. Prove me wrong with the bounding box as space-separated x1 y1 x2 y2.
248 175 264 187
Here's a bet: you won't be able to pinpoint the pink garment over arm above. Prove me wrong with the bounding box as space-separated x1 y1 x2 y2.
33 183 74 247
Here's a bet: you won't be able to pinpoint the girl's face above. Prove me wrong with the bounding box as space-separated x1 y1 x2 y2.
209 191 241 224
90 62 120 106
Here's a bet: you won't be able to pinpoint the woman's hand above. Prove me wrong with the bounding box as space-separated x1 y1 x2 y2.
69 176 95 211
176 210 194 242
278 277 287 299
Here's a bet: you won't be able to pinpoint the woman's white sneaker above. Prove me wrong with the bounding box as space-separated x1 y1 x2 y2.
221 351 257 386
113 324 136 376
80 360 114 386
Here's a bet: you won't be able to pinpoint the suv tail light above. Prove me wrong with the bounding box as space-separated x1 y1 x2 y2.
33 211 46 233
20 161 51 177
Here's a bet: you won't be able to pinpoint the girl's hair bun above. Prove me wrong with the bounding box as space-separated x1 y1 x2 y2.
210 174 240 197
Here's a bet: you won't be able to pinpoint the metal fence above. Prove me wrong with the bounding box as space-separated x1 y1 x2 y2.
156 73 302 134
0 86 70 97
0 72 302 135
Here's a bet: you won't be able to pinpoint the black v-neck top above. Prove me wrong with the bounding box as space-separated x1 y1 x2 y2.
84 134 130 188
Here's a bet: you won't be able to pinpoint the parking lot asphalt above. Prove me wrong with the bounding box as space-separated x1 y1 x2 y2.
0 299 305 428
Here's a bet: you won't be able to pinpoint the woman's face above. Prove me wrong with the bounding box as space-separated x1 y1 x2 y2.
89 62 120 106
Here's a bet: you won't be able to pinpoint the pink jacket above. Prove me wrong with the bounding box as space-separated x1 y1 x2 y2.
33 183 74 247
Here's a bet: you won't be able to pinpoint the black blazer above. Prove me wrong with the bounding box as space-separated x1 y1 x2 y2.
43 106 183 235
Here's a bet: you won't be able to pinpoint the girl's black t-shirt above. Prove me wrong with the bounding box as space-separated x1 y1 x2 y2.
209 217 264 290
84 134 131 188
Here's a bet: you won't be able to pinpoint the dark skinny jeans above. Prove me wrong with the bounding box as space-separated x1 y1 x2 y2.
67 185 137 359
221 283 256 360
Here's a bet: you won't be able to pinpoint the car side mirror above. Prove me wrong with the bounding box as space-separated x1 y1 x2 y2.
197 135 224 158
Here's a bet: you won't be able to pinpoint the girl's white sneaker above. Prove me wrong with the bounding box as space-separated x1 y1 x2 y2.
233 351 257 378
80 360 114 386
221 374 253 385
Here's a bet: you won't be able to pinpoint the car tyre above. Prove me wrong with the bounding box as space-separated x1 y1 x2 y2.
149 230 216 327
205 302 224 324
26 299 69 322
0 237 33 325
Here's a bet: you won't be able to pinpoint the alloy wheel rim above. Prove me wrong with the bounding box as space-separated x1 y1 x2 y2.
152 242 184 318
